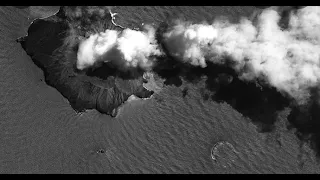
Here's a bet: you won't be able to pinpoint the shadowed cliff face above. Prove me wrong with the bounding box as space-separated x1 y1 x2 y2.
19 7 154 117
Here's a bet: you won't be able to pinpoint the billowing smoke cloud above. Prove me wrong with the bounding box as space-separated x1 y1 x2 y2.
163 6 320 105
77 25 163 70
75 6 320 104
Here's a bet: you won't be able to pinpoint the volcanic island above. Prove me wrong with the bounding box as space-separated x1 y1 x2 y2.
18 6 157 117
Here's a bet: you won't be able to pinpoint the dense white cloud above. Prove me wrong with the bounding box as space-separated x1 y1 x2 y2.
77 25 162 70
76 6 320 104
163 7 320 104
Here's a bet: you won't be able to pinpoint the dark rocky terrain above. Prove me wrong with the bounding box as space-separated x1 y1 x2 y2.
18 7 154 116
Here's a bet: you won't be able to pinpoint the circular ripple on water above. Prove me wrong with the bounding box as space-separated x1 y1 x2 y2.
211 141 240 168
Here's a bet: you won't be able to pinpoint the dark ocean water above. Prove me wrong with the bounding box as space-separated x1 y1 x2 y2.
0 6 320 173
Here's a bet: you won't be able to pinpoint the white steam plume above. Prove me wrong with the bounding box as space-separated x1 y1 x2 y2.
77 25 162 70
163 6 320 104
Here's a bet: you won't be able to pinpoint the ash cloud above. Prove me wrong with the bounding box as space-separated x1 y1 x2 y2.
75 6 320 106
77 25 163 71
163 6 320 105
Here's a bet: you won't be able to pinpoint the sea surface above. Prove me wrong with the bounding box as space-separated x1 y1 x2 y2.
0 6 319 173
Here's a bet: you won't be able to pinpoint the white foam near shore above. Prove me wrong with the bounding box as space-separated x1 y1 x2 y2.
109 8 125 29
